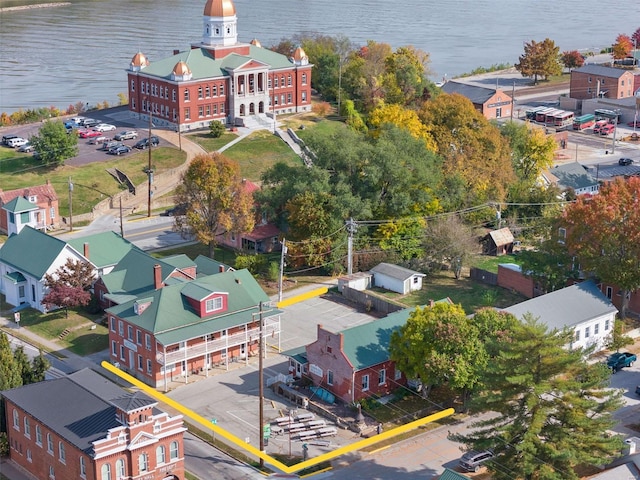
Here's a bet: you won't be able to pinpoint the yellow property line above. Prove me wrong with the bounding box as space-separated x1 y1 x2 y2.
101 361 454 474
276 287 328 308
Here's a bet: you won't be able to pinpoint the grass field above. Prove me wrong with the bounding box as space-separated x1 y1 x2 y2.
471 253 520 273
187 131 239 152
0 147 186 216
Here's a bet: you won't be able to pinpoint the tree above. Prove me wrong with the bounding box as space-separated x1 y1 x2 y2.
0 333 21 390
605 319 634 353
340 99 367 132
29 120 78 167
376 217 426 261
389 303 488 406
632 27 640 50
612 33 633 60
452 315 624 480
382 45 430 106
560 50 585 69
42 258 95 317
174 153 255 258
368 102 436 149
419 92 514 207
500 121 556 183
515 38 562 84
421 216 478 279
209 120 225 138
563 177 640 317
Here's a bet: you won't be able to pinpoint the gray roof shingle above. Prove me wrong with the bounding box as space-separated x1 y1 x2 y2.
573 64 630 78
370 262 425 281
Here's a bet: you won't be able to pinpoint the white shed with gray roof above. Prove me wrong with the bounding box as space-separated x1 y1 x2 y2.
503 280 617 352
370 262 425 294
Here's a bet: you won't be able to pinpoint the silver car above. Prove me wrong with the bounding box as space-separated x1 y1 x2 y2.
459 450 494 472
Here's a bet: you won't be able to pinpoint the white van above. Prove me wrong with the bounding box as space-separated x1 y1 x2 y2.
7 137 28 148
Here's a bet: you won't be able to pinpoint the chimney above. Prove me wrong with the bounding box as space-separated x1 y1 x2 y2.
83 242 89 259
173 49 180 55
154 264 163 289
219 265 225 273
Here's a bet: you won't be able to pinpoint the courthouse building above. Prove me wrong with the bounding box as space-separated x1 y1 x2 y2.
127 0 313 131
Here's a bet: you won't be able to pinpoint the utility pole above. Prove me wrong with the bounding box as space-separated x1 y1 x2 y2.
119 197 124 238
346 218 357 275
258 302 265 468
611 116 618 155
278 238 287 302
147 105 153 217
68 177 73 232
510 81 515 121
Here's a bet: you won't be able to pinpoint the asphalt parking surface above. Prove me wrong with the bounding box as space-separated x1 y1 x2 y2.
166 294 379 460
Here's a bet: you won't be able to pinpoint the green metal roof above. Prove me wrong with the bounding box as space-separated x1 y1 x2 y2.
140 45 296 82
162 254 196 270
100 249 189 296
341 308 415 370
282 346 307 365
194 255 232 276
439 468 470 480
67 231 140 269
2 196 37 213
0 226 67 280
4 271 26 283
106 269 277 346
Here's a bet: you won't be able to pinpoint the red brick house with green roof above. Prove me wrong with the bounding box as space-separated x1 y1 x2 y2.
105 268 281 391
0 181 59 235
126 0 312 131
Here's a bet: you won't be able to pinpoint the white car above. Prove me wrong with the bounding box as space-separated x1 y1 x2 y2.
95 123 116 132
7 137 28 148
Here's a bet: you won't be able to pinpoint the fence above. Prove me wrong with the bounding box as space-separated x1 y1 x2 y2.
469 267 498 286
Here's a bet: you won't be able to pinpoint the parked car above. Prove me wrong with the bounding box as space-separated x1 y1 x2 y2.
619 158 634 166
607 352 636 372
593 121 609 134
81 118 99 128
102 141 123 151
628 120 640 128
7 137 28 148
162 204 187 217
80 129 102 138
459 450 494 472
134 136 160 149
95 123 116 132
114 130 138 141
17 142 34 153
2 134 19 146
600 124 615 136
108 145 131 155
89 136 111 145
69 116 85 125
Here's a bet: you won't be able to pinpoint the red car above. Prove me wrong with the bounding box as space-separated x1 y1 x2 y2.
628 120 640 128
80 129 102 138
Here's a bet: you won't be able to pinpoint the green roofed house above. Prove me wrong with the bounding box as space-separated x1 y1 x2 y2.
0 226 140 313
106 268 281 391
439 468 471 479
126 0 312 132
291 299 454 403
0 180 60 235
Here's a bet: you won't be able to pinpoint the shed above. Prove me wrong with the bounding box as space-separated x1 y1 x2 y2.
483 227 514 256
337 271 372 293
370 262 425 294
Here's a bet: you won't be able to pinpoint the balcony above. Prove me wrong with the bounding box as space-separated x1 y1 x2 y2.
157 317 280 365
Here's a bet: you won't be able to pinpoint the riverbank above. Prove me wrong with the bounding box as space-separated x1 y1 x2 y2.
0 2 69 12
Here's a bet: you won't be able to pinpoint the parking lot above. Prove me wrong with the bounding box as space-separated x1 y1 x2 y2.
1 106 166 166
166 293 380 460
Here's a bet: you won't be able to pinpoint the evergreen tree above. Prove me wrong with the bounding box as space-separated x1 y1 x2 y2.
452 315 624 480
30 351 50 384
13 346 32 386
0 333 22 390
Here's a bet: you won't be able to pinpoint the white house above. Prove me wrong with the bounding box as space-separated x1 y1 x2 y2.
370 262 425 295
503 280 617 352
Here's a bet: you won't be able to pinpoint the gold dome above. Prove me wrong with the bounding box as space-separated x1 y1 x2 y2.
172 61 191 76
250 38 262 48
130 52 149 67
203 0 236 17
293 46 308 61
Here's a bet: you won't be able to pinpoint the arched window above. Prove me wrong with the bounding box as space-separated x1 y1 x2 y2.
156 445 166 464
170 441 179 460
101 463 111 480
301 73 307 85
184 89 190 102
139 453 149 472
115 459 125 478
12 409 19 429
59 442 66 463
79 457 86 478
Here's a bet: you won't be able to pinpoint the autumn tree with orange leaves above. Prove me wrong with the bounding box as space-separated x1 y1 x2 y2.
563 177 640 317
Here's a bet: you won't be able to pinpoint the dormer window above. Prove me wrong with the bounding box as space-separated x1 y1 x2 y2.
206 297 223 313
29 195 37 203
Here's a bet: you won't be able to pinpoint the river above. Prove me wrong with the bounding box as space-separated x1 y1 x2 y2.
0 0 638 113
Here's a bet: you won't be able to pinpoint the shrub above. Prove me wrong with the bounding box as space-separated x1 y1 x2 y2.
234 254 268 274
312 102 332 116
209 120 225 138
266 261 279 282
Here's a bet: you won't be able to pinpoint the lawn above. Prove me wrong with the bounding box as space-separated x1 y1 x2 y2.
402 270 525 314
186 131 239 152
15 307 108 356
221 130 302 181
296 117 346 141
471 253 520 273
0 147 186 216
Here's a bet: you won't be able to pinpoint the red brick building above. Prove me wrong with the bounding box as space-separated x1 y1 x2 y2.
2 369 185 480
441 81 512 119
569 65 635 100
126 0 312 132
0 180 59 235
